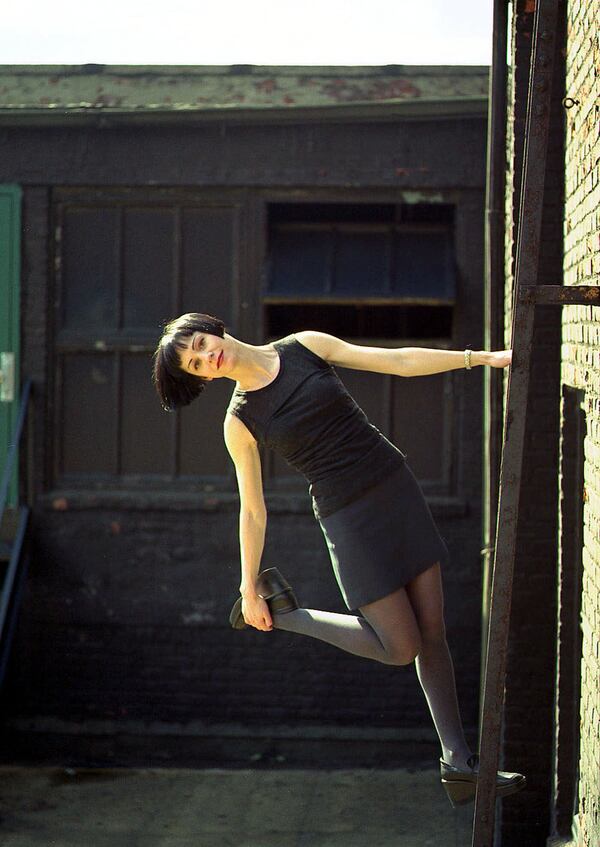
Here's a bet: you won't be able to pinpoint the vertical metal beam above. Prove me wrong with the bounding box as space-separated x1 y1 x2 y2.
481 0 509 717
472 1 560 844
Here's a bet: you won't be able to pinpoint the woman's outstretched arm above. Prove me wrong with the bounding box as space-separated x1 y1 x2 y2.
224 412 272 631
295 331 511 377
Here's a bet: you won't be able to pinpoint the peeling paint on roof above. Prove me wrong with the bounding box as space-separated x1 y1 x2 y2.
0 64 488 114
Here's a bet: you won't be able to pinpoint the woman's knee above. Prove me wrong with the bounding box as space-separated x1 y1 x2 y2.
359 586 424 666
384 620 448 664
383 632 423 666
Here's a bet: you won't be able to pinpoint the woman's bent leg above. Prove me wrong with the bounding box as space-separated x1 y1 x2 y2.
404 563 472 768
272 586 421 665
274 562 473 766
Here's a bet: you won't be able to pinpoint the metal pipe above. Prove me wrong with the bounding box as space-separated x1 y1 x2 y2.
481 0 509 720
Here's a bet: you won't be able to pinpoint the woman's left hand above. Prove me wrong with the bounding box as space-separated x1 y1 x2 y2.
486 350 512 369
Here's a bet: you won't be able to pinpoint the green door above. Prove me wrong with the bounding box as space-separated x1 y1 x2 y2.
0 185 21 506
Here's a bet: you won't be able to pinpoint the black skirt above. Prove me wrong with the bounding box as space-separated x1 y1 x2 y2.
318 462 449 610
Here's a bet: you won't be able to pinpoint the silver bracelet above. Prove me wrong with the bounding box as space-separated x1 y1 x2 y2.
464 349 472 370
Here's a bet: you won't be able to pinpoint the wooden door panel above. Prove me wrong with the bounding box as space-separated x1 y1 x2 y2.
181 207 239 328
122 208 175 329
54 189 245 486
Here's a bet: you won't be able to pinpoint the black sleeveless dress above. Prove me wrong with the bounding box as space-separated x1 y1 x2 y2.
227 335 449 609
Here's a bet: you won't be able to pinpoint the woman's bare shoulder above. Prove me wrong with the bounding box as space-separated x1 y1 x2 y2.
294 330 339 360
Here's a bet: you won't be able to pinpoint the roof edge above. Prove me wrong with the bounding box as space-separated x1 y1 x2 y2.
0 96 489 127
0 63 490 77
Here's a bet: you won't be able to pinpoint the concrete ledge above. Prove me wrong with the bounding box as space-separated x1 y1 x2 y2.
0 718 468 770
3 716 444 741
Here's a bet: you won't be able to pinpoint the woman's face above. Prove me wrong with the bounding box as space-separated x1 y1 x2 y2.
177 332 230 381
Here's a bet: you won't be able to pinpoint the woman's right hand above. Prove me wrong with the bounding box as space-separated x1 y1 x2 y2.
241 592 273 631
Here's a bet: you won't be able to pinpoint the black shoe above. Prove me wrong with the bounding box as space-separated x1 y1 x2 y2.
440 754 526 807
229 567 299 629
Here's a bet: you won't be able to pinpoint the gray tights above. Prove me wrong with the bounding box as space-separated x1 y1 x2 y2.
272 576 471 766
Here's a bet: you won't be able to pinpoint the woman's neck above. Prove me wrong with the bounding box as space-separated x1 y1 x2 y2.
228 336 280 391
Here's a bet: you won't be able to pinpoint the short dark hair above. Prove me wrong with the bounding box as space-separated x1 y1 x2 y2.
153 313 225 411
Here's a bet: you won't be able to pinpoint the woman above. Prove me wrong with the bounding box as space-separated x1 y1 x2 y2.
153 312 525 806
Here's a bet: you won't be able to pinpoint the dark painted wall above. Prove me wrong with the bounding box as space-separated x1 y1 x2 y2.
0 113 488 764
0 119 485 189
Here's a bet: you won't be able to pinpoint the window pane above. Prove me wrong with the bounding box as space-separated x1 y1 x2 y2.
121 354 173 475
181 208 238 327
62 208 119 329
333 229 390 295
393 230 455 300
60 353 117 475
267 204 456 303
268 228 333 296
123 209 175 329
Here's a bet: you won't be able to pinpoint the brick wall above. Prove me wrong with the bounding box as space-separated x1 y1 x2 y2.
501 1 565 844
560 0 600 841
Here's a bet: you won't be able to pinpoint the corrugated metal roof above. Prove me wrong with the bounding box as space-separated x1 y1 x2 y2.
0 64 488 124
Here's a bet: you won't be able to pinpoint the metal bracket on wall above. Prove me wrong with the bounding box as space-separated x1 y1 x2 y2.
518 284 600 305
0 353 15 403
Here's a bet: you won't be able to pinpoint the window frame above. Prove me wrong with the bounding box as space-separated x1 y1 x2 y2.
259 193 461 497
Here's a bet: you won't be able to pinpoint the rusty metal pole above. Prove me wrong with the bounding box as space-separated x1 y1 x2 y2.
471 1 560 845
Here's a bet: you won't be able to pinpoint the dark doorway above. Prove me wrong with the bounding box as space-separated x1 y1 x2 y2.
553 385 585 838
